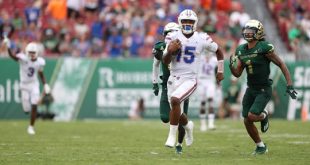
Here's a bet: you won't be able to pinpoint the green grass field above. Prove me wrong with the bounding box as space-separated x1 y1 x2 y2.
0 119 309 165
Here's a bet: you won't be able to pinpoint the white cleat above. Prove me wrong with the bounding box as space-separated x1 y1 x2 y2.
185 121 194 146
27 126 35 135
165 134 176 148
200 124 207 132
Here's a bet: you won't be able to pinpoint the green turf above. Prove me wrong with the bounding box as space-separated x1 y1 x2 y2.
0 119 309 165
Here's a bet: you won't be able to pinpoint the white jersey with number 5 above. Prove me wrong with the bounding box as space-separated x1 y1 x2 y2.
17 53 45 86
165 30 218 78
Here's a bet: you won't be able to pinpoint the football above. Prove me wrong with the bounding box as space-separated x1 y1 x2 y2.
168 39 182 56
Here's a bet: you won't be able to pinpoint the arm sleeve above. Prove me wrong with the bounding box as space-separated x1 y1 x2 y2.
152 57 161 84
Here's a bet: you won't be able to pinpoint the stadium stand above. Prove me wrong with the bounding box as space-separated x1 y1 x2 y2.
0 0 308 59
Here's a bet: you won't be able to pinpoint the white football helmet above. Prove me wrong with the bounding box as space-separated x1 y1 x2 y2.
25 42 39 60
163 22 180 36
178 9 198 34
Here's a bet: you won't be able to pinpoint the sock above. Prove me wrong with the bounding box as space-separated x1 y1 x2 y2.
176 142 182 146
169 125 178 137
256 141 265 147
262 112 267 119
200 114 207 127
183 122 191 132
208 114 215 127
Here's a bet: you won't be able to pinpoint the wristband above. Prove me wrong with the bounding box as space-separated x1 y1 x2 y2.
217 60 224 73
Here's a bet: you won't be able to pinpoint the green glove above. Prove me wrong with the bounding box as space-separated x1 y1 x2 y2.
152 83 159 96
286 85 297 99
229 54 239 68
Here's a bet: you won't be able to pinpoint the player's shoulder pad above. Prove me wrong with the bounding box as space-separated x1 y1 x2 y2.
259 41 275 54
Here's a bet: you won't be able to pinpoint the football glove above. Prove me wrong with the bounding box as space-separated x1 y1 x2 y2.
286 85 297 99
2 35 11 48
229 54 238 68
152 83 159 96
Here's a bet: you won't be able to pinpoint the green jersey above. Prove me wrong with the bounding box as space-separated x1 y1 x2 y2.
235 41 275 88
153 41 170 85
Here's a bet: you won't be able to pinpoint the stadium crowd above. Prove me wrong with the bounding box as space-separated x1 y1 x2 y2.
0 0 251 58
266 0 310 60
0 0 308 59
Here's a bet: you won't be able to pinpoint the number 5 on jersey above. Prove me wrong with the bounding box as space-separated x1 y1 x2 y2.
176 46 196 64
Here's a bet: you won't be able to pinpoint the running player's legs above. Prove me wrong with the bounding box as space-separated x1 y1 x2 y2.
169 78 197 115
30 85 40 105
160 87 170 123
242 88 255 118
206 82 216 129
21 90 31 113
249 87 272 116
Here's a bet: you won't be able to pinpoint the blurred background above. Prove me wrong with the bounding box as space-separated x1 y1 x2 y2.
0 0 309 122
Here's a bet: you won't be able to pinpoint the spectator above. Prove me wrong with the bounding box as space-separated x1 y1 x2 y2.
12 11 24 31
74 15 89 38
128 97 145 120
45 0 67 23
72 34 91 57
58 33 73 56
42 28 59 54
106 29 123 58
67 0 84 20
24 3 41 26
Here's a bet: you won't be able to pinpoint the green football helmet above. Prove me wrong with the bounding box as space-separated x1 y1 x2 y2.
242 19 264 41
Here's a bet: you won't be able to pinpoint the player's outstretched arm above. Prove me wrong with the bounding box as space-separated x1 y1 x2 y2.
3 37 18 61
267 52 292 86
152 58 160 96
38 70 51 94
266 52 297 99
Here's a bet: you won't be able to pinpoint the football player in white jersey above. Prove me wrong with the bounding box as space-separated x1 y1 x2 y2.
197 54 219 131
4 37 51 135
162 9 224 148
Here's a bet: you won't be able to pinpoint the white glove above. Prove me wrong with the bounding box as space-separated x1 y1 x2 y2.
3 35 11 48
44 84 51 94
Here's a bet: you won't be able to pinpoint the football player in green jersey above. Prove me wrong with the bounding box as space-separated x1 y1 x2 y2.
152 22 190 154
229 20 297 155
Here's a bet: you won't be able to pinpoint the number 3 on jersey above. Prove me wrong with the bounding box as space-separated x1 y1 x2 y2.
28 67 35 77
176 46 196 63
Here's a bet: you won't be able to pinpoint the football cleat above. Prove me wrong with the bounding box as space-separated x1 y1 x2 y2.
200 124 207 132
252 144 268 155
27 126 35 135
175 144 183 154
165 134 176 148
